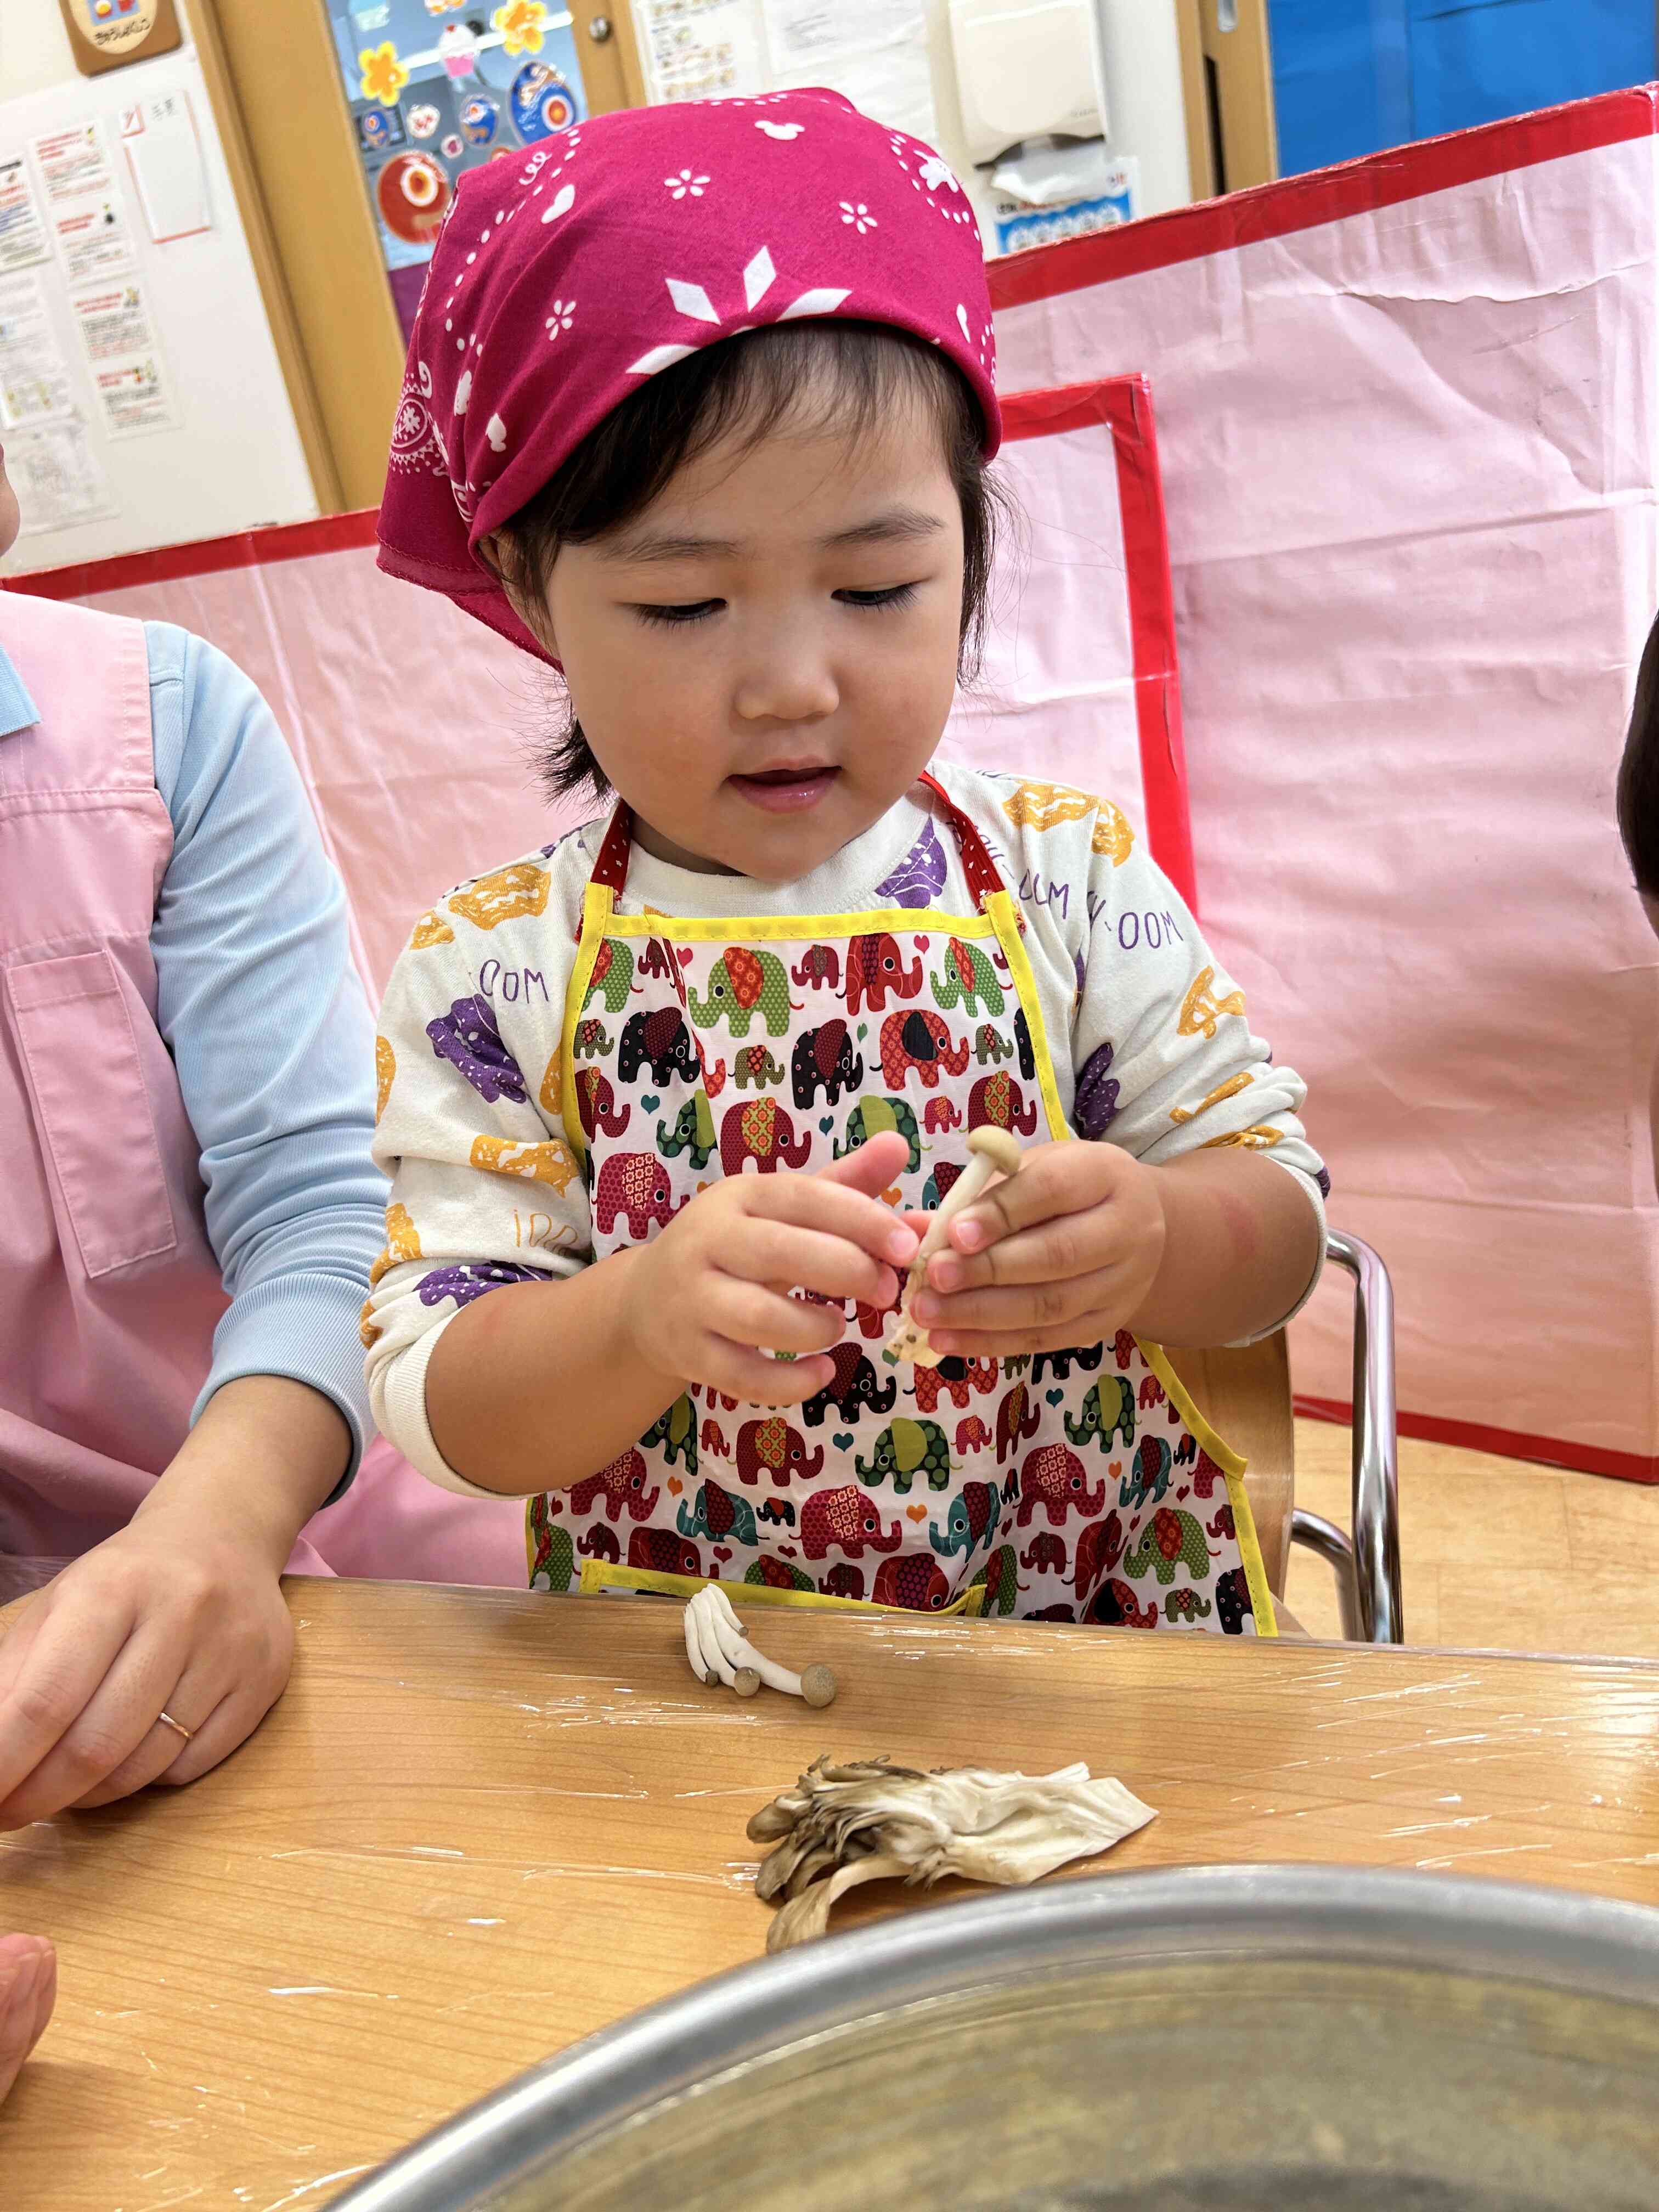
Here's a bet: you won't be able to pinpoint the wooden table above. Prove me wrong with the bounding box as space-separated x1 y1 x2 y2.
2 1581 1657 2211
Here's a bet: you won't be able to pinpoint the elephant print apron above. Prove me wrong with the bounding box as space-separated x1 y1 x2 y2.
531 775 1276 1635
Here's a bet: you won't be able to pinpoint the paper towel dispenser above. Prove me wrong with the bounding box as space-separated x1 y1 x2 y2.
948 0 1107 167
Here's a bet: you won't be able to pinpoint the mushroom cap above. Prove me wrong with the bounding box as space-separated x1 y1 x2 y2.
966 1126 1023 1177
799 1662 838 1708
732 1667 761 1699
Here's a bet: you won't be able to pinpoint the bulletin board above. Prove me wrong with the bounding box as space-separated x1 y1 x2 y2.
0 43 315 572
321 0 591 338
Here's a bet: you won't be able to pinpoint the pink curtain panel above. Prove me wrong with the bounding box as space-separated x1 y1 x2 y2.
988 89 1659 1482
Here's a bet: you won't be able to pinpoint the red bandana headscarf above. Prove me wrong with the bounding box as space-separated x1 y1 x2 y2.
375 89 1001 664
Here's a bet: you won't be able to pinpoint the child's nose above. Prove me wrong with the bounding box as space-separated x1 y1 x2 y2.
732 641 839 725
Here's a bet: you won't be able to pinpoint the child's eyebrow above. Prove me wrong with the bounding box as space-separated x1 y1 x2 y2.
603 507 945 565
823 506 947 549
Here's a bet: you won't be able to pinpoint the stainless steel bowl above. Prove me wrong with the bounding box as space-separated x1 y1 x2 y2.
333 1867 1659 2212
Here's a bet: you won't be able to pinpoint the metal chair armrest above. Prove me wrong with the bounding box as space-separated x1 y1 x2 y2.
1319 1229 1403 1644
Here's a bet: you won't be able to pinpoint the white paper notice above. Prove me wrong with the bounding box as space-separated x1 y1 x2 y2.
762 0 938 142
122 90 211 242
70 279 175 437
0 158 50 276
0 274 77 430
92 357 175 438
632 0 769 104
32 123 114 207
53 194 136 286
10 416 116 534
71 278 156 365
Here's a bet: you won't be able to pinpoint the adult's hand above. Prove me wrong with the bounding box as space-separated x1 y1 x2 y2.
0 1376 348 1831
0 1934 55 2101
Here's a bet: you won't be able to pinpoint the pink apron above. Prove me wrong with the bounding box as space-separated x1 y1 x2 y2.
528 775 1277 1632
0 591 522 1595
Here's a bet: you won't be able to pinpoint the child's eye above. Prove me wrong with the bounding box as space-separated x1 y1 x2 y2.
634 600 724 628
836 584 919 612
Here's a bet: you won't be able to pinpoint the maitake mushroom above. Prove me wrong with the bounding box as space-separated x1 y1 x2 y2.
747 1754 1155 1951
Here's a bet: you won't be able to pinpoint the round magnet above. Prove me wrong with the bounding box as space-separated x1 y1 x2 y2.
407 101 441 139
377 151 453 246
440 131 465 161
510 62 575 146
459 93 498 146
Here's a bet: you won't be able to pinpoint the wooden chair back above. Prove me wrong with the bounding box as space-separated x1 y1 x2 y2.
1163 1334 1295 1597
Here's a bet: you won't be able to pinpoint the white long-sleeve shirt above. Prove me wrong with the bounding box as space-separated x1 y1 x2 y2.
364 764 1327 1492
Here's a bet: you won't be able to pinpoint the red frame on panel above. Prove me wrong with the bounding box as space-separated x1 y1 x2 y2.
1002 373 1195 916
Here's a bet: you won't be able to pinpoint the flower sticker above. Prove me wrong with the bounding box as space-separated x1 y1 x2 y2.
492 0 548 57
839 201 877 234
358 42 409 107
665 168 709 200
544 298 575 340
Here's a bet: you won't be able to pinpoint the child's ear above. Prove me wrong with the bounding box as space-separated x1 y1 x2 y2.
479 530 560 659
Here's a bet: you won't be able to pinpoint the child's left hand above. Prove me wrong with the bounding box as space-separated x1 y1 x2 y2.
907 1143 1167 1359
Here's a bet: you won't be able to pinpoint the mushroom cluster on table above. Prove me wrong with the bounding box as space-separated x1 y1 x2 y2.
684 1584 838 1706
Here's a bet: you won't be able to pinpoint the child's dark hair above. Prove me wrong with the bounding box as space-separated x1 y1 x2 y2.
1619 610 1659 900
488 320 1002 802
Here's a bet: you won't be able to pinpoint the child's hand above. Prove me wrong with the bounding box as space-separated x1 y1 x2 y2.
908 1142 1167 1359
628 1131 917 1406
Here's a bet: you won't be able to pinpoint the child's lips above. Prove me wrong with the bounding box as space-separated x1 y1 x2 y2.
729 765 840 815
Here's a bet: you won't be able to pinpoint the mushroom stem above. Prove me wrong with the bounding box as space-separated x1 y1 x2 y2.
887 1126 1023 1365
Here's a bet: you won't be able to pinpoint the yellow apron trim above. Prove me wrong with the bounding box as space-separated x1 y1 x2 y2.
1135 1343 1245 1480
986 888 1070 1144
1130 1341 1274 1636
561 883 613 1158
578 1559 988 1615
600 907 995 944
1221 1464 1278 1637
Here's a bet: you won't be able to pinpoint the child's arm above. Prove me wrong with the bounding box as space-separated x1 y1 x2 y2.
367 906 915 1499
915 819 1325 1356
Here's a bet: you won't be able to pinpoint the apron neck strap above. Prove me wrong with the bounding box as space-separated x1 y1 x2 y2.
915 770 1007 913
585 770 1009 912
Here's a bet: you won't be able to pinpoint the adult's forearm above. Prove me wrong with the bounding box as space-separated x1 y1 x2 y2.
1127 1151 1322 1347
424 1251 682 1496
136 1374 352 1572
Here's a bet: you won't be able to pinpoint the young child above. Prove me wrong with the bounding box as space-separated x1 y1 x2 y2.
366 92 1327 1631
1618 609 1659 1189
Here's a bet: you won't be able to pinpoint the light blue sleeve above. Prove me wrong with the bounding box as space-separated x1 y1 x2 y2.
145 622 385 1491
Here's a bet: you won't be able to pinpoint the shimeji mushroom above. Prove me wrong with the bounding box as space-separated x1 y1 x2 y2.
747 1754 1156 1951
885 1125 1023 1367
684 1585 837 1706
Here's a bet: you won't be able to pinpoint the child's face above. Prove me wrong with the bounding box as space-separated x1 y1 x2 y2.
540 394 967 877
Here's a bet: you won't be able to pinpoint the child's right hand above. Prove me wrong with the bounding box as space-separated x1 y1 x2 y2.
627 1131 916 1406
